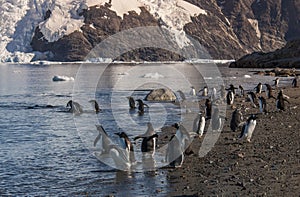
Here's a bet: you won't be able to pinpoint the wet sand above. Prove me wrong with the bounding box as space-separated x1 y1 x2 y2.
162 86 300 196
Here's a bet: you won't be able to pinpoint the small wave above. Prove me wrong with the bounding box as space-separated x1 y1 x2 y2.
142 72 164 79
52 75 74 82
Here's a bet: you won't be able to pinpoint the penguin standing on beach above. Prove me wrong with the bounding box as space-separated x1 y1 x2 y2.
199 86 208 97
273 78 280 87
239 114 257 142
255 82 263 94
264 84 276 99
276 90 290 111
258 96 267 114
239 85 245 97
89 100 101 113
115 132 136 163
193 113 206 136
166 133 184 168
247 91 257 108
211 107 222 132
226 84 238 95
292 77 298 88
126 96 136 109
230 108 243 132
226 90 234 105
205 99 212 119
220 85 227 100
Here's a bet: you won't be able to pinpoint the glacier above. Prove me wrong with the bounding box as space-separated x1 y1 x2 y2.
0 0 207 63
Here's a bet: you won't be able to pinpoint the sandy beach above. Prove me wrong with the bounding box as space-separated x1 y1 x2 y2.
160 85 300 196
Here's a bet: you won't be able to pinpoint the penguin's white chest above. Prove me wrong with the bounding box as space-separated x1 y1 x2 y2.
245 120 256 142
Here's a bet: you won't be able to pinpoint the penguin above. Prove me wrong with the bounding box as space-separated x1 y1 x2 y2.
264 83 276 99
258 96 267 114
134 123 158 156
292 77 298 88
126 96 136 109
254 82 263 94
273 78 280 87
66 100 83 114
165 134 184 168
276 90 290 111
199 86 208 97
89 100 101 113
136 99 149 114
239 85 245 97
177 90 186 101
230 108 243 132
193 113 206 137
94 125 113 154
211 107 222 132
220 85 227 100
247 91 257 108
211 87 217 100
115 132 136 163
239 114 257 142
173 123 193 155
190 86 196 96
226 90 234 105
109 144 132 170
226 84 238 95
205 99 212 120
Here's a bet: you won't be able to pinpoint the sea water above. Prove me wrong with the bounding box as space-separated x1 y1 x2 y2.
0 62 294 195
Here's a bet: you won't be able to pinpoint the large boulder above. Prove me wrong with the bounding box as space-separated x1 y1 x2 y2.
145 88 177 101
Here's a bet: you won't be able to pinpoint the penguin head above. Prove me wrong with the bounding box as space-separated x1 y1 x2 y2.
249 114 257 120
66 100 73 107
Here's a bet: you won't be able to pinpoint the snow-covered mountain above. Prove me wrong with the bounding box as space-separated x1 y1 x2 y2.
0 0 299 62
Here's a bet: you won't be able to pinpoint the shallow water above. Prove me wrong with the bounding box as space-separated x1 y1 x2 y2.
0 62 295 195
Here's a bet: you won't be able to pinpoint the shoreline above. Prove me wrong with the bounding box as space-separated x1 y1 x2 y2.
161 85 300 196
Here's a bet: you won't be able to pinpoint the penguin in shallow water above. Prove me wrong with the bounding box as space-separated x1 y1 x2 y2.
89 100 101 113
66 100 83 114
126 96 136 109
255 82 263 94
205 99 212 120
239 85 245 97
239 114 257 142
258 96 267 114
134 123 158 156
264 83 276 99
136 99 149 114
273 78 280 87
226 90 234 105
292 77 298 88
94 125 113 154
247 91 257 108
177 90 186 101
276 90 290 111
115 132 136 163
193 113 206 136
230 108 243 132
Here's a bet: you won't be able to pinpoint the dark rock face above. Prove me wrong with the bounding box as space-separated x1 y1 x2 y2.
31 0 300 62
229 39 300 68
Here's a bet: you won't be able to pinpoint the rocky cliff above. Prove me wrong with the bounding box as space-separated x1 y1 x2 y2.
30 0 300 62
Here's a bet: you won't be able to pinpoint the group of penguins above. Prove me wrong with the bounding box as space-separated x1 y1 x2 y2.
65 76 297 170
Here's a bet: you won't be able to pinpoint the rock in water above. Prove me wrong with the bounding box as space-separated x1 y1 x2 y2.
145 88 177 101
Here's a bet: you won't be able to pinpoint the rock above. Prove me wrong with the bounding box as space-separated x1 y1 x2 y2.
145 88 177 101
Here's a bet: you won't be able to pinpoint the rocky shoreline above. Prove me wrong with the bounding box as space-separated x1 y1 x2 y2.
159 85 300 196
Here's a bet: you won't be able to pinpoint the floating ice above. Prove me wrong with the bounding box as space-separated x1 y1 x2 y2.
142 72 164 79
52 75 74 82
244 75 252 78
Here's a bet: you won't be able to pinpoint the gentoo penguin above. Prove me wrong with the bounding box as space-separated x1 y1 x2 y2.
239 114 257 142
177 90 186 101
115 132 136 163
165 134 184 168
292 77 298 88
134 123 158 156
264 83 276 99
247 91 257 108
126 96 136 109
94 125 113 154
276 90 290 111
258 96 267 114
190 86 196 96
205 99 212 120
273 78 280 87
230 108 243 132
226 84 238 95
193 113 206 136
89 100 101 113
239 85 245 97
136 99 149 114
211 87 217 100
66 100 83 114
254 82 263 94
199 86 208 97
226 90 234 105
211 107 222 132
